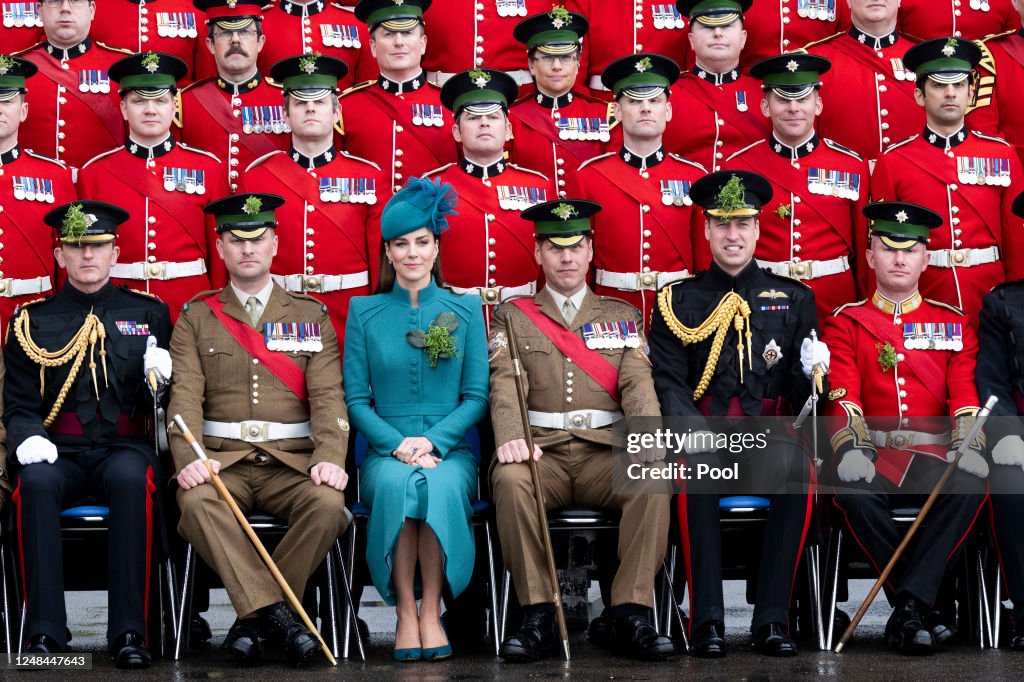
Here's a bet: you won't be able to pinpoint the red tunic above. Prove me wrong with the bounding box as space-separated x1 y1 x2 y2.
726 135 870 318
871 128 1024 318
968 30 1024 166
0 2 43 54
898 0 1020 41
76 139 227 320
739 0 850 73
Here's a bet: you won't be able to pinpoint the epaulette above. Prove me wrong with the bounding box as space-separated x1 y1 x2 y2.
340 80 375 97
96 41 134 55
659 270 706 295
182 289 221 314
668 153 708 173
507 163 551 182
971 130 1011 146
577 151 615 171
423 162 455 178
598 295 645 320
980 29 1016 43
831 299 868 317
245 149 284 173
761 269 813 291
79 146 124 170
12 295 52 317
11 42 44 57
340 149 383 171
265 76 284 90
727 139 763 162
179 76 215 96
283 288 330 313
123 286 165 302
801 31 844 50
988 279 1024 296
178 142 222 164
823 138 863 161
883 135 917 153
924 298 966 316
427 80 442 90
333 2 353 11
23 149 68 169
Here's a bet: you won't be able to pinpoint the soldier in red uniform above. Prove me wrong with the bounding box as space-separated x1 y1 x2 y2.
256 0 376 91
569 53 705 327
0 1 44 54
664 0 770 173
339 0 456 193
968 1 1024 164
90 0 215 82
871 37 1024 319
804 0 922 163
0 55 74 335
566 0 689 97
241 54 383 343
421 0 553 88
77 51 226 319
727 53 869 319
14 0 132 173
507 7 611 197
738 0 849 72
823 200 987 656
180 0 290 192
898 0 1020 42
427 68 552 330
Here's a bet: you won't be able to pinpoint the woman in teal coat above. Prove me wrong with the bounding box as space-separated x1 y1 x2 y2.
343 177 489 661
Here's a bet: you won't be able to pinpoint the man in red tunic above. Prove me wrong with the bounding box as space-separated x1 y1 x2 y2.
968 0 1024 165
898 0 1020 42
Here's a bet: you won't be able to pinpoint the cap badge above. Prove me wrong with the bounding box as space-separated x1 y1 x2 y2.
62 204 95 240
393 0 405 5
142 51 160 74
786 59 799 73
895 210 909 223
227 0 238 7
549 6 570 29
552 203 578 220
0 55 13 76
634 56 653 73
942 38 957 58
299 52 320 74
243 196 263 215
469 68 490 88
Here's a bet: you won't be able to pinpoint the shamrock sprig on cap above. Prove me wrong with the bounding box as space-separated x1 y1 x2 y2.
299 52 321 74
716 174 747 219
243 196 263 215
62 204 93 240
142 51 160 73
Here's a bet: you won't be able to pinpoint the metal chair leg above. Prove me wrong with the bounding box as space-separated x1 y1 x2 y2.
823 528 842 651
173 544 196 661
1 544 11 663
806 544 826 651
342 521 359 661
977 550 991 649
499 569 511 643
661 547 689 654
484 521 501 656
993 568 1003 649
324 547 341 659
334 537 365 661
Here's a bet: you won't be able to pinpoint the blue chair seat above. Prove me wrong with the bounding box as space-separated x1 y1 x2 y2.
351 502 370 517
719 495 770 511
60 505 109 519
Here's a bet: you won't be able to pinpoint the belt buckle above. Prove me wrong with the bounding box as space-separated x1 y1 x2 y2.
0 278 9 296
146 262 167 280
788 261 810 280
886 432 911 449
303 275 322 292
241 421 269 442
480 286 502 305
567 412 592 429
638 272 659 291
949 248 969 266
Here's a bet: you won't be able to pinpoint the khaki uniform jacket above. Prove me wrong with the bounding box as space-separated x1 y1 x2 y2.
169 284 349 474
488 288 661 450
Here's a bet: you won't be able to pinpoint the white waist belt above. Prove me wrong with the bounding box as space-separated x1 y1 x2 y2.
588 75 610 91
756 256 850 281
596 269 690 292
528 409 624 430
450 281 536 306
927 246 999 268
273 271 369 293
430 69 532 86
870 429 950 449
0 276 52 298
112 259 207 281
203 419 313 443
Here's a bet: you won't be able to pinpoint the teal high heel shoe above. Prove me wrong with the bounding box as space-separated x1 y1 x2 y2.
393 646 422 662
421 621 451 661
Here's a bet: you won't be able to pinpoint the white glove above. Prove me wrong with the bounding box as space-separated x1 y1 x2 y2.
955 449 990 479
837 449 876 483
16 435 58 465
991 435 1024 467
800 337 830 378
683 430 717 455
144 337 172 385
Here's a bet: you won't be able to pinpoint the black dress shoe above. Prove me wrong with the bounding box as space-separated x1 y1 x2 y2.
260 602 319 668
1011 628 1024 651
222 618 262 663
586 609 615 649
925 610 955 647
499 608 557 662
191 614 213 646
691 620 726 658
885 598 935 655
111 631 152 669
26 634 67 654
613 614 675 660
753 622 797 657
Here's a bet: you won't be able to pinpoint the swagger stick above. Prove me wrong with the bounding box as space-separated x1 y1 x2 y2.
834 395 997 653
504 319 570 661
171 415 337 666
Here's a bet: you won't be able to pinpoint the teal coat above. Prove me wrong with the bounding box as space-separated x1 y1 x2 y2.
343 279 489 604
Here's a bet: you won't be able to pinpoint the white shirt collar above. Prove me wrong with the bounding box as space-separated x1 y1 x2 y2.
230 279 274 312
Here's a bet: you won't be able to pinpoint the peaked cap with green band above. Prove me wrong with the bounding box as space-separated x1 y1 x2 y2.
690 170 773 218
903 37 981 84
513 8 588 55
439 68 519 114
750 53 831 98
863 201 942 249
45 200 128 244
270 53 348 99
204 192 285 239
676 0 751 26
109 52 188 95
600 53 680 98
0 55 37 101
355 0 431 30
522 198 600 247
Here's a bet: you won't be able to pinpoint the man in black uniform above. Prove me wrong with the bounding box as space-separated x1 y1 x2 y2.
3 200 172 668
648 170 828 657
976 191 1024 653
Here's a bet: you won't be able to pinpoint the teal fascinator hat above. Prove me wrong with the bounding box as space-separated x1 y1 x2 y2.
381 176 459 241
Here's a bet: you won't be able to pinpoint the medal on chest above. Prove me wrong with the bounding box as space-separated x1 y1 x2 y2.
318 177 378 204
163 167 207 195
902 322 963 351
155 12 199 38
11 176 55 203
321 24 361 48
264 322 323 352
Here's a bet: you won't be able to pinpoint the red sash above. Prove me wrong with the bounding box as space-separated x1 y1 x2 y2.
511 101 602 161
205 295 309 407
510 298 621 404
191 84 281 158
829 38 919 107
454 174 538 260
32 53 123 144
686 76 770 142
361 87 454 167
997 35 1024 69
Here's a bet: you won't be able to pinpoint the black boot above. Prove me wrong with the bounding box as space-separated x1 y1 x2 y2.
260 602 319 668
111 631 152 669
752 622 797 657
612 613 675 660
499 606 557 662
222 617 262 663
885 597 935 655
690 620 726 658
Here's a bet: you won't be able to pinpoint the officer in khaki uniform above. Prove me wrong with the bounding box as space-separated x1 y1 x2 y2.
170 192 350 668
488 198 673 663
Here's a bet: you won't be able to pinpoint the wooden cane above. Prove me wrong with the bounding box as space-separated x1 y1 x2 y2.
834 395 997 653
503 320 571 661
171 415 338 666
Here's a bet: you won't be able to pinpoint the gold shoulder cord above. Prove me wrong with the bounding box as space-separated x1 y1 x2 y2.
656 287 752 401
12 308 109 427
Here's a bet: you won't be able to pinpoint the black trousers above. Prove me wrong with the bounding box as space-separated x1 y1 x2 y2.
13 447 156 648
677 442 815 634
989 463 1024 625
833 454 986 608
